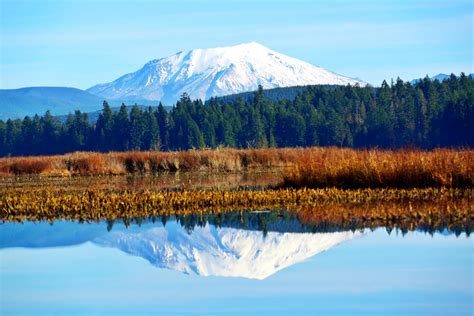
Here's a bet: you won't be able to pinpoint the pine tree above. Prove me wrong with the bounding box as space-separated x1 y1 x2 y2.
143 107 160 150
95 101 114 151
129 105 146 150
156 103 170 150
41 111 61 154
63 111 91 152
113 104 130 151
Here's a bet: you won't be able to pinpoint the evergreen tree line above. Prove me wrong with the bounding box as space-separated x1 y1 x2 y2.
0 73 472 157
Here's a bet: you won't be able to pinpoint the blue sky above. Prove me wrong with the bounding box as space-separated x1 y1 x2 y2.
1 0 472 89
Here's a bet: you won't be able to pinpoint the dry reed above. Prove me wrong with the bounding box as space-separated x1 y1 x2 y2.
0 148 298 176
0 147 472 188
282 148 473 188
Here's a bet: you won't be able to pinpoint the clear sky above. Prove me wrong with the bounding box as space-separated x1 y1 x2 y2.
1 0 472 89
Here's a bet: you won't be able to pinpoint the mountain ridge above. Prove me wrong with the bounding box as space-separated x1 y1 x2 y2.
93 225 359 280
410 73 473 84
0 87 103 120
0 221 358 280
87 42 365 104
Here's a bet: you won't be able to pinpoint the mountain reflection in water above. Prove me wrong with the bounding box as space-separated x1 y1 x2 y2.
1 211 359 279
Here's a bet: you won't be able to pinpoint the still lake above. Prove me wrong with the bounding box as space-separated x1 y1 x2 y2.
1 211 472 316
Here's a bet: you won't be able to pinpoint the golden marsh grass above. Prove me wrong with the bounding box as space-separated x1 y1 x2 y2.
0 147 472 189
282 148 473 188
1 187 472 232
1 147 472 232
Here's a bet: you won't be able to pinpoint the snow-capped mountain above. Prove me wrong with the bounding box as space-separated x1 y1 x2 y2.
94 225 357 280
1 220 358 280
87 42 365 104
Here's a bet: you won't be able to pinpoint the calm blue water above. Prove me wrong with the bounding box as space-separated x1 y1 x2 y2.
1 214 472 316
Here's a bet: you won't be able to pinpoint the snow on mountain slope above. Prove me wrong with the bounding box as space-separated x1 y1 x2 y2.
1 220 358 279
94 225 358 280
87 42 365 104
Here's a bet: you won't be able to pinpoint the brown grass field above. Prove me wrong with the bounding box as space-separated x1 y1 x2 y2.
0 148 299 176
0 147 472 188
1 147 472 231
282 147 473 188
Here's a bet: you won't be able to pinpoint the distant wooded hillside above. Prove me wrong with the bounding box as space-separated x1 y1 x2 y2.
0 74 472 156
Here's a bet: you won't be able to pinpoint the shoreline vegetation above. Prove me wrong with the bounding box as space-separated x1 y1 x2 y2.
0 147 472 188
1 147 472 230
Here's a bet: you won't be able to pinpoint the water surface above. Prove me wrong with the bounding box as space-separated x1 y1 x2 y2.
1 212 472 315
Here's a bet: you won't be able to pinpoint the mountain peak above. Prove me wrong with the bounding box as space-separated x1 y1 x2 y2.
87 43 365 104
95 225 358 280
1 220 359 280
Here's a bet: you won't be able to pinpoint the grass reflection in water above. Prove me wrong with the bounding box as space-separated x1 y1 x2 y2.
1 186 472 235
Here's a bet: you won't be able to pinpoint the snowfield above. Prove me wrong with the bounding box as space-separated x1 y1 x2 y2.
94 225 358 280
87 42 365 104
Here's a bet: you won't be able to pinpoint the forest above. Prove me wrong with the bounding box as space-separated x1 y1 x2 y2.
0 73 472 157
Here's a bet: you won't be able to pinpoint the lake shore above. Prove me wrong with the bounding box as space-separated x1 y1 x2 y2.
0 147 472 188
2 147 472 231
